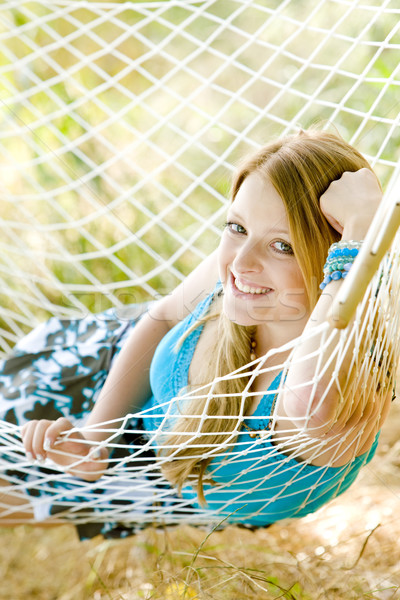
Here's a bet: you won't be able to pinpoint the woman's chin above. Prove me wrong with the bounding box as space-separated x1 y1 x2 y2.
222 297 275 326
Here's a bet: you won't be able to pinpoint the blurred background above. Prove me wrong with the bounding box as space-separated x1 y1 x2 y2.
0 0 399 350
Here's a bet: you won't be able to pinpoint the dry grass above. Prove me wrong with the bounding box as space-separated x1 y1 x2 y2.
1 400 399 600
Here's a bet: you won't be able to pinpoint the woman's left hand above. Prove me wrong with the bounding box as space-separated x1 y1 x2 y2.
319 168 382 239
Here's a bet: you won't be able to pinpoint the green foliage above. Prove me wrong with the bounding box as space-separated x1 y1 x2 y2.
0 1 399 346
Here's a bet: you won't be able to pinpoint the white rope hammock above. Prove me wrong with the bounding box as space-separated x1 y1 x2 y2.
0 0 399 535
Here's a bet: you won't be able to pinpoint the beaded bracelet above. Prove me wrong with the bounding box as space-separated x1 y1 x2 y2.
319 240 363 290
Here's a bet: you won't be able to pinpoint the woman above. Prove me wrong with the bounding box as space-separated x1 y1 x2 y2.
0 129 394 539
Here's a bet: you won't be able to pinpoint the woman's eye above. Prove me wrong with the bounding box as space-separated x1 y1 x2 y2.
225 222 246 234
272 240 294 255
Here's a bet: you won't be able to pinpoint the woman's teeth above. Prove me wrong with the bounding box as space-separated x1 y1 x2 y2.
234 278 271 294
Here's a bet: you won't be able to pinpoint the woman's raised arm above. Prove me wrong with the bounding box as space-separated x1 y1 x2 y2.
281 169 391 440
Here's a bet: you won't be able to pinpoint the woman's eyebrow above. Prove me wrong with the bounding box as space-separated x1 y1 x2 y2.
267 225 291 235
226 209 241 220
227 211 290 235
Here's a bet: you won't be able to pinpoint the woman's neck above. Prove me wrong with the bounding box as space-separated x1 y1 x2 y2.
255 314 310 356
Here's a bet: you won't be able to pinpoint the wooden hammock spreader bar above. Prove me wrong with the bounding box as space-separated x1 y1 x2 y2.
329 188 400 329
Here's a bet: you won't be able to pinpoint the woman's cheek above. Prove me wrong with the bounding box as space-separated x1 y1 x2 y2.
217 238 231 284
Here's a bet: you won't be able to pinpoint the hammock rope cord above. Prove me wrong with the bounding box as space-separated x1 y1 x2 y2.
0 0 399 529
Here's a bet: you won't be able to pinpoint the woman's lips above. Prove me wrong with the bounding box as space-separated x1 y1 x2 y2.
230 272 273 297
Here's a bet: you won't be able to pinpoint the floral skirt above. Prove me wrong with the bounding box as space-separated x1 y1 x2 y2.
0 306 198 539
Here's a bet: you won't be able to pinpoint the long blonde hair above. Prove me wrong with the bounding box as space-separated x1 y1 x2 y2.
160 129 375 504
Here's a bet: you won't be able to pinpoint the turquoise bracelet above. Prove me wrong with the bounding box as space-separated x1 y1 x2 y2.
319 241 362 290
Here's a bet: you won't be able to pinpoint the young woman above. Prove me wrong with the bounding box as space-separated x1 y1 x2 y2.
0 129 394 539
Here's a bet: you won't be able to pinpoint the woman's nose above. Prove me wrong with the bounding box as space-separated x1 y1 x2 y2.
232 242 263 274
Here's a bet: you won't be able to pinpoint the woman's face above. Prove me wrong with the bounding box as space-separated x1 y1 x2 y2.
218 172 309 327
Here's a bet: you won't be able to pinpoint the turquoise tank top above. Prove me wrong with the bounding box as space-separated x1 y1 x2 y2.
141 284 378 527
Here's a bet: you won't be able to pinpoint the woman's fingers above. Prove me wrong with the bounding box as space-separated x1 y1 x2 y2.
21 419 50 461
21 417 75 462
319 168 382 234
30 419 52 461
43 417 74 449
21 418 108 480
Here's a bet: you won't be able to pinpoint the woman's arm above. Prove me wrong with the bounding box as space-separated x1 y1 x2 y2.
281 169 389 437
22 249 220 468
84 248 220 439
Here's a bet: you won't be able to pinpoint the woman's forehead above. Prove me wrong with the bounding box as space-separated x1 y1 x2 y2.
233 173 286 211
230 174 290 234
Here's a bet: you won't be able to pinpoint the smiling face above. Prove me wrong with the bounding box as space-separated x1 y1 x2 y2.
218 172 310 328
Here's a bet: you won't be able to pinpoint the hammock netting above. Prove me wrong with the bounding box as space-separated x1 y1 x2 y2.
0 0 399 533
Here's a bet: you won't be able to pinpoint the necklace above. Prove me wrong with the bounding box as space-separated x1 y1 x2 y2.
243 336 278 438
242 421 269 439
250 338 257 361
241 392 278 439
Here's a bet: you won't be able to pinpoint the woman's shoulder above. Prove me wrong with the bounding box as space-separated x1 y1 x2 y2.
149 250 220 328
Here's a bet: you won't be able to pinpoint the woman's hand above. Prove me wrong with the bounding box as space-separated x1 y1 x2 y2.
21 417 109 481
319 168 382 239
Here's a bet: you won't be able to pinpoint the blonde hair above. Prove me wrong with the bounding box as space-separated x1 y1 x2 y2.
160 129 375 504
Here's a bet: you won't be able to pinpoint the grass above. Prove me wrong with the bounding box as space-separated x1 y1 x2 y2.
1 494 399 600
1 400 399 600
